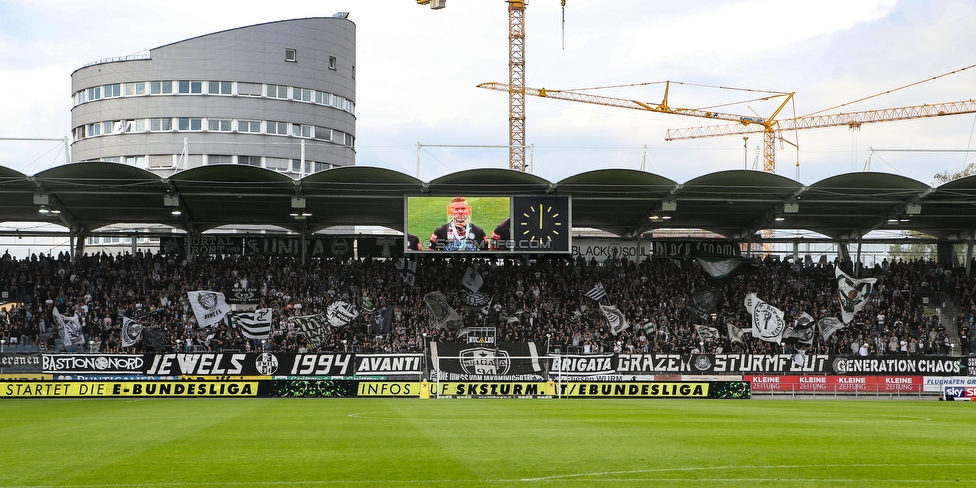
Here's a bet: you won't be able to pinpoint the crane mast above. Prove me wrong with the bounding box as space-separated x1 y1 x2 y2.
508 1 527 171
416 0 566 171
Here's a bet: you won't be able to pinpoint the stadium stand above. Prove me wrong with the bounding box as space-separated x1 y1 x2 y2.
1 249 973 358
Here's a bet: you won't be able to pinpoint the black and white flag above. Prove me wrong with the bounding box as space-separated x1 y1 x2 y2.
695 251 760 285
187 290 230 328
423 291 461 330
53 307 86 346
585 283 607 302
396 259 417 286
600 305 629 335
695 324 721 340
727 323 746 343
229 308 273 340
121 317 144 348
461 266 484 293
836 267 876 324
142 328 167 352
687 287 723 323
783 312 816 345
293 313 331 349
370 306 394 334
326 300 359 327
818 317 846 341
744 293 786 344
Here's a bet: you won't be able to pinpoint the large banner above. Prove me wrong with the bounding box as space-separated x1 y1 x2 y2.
430 342 545 381
36 352 963 377
243 237 355 258
571 238 651 263
653 240 741 258
40 353 422 378
746 375 924 393
1 353 42 374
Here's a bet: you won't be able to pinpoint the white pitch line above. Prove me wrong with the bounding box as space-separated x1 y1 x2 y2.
522 463 976 482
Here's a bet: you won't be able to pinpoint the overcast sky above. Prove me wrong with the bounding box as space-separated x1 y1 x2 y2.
1 0 975 186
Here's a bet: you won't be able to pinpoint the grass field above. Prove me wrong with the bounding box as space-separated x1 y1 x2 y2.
1 398 973 487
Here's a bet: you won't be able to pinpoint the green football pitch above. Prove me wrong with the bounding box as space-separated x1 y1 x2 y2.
1 398 973 487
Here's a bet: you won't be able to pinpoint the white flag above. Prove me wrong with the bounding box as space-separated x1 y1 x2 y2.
600 305 629 335
744 293 786 344
727 323 746 343
695 324 720 340
836 267 876 323
187 291 231 328
53 307 86 346
818 317 846 341
461 266 484 292
121 317 144 347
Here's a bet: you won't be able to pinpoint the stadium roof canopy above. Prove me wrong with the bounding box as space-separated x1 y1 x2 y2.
2 162 976 242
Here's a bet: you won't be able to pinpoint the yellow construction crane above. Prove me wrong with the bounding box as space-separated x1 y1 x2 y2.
479 76 976 174
665 100 976 172
416 0 567 172
477 80 795 172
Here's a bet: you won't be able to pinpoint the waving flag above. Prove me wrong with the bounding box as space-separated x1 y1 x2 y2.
584 283 607 302
53 307 86 346
121 317 144 347
229 308 273 340
326 301 359 327
371 306 394 334
695 324 721 340
187 291 230 328
424 291 461 330
461 266 484 292
783 312 816 345
600 305 629 335
694 251 760 285
727 323 746 343
293 314 331 349
836 267 876 323
744 293 786 344
687 287 723 323
818 317 846 341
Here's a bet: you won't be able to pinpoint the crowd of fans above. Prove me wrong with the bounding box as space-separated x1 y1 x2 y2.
1 248 974 357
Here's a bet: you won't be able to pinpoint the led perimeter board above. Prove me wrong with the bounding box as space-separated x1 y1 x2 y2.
405 195 571 254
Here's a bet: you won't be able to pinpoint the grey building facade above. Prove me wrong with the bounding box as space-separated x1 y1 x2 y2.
70 15 356 177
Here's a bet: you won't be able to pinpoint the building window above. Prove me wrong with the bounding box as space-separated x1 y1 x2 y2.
208 119 232 132
87 86 101 101
150 118 173 131
126 119 146 132
208 154 233 165
209 81 233 95
292 87 312 102
89 123 101 136
237 82 262 97
149 155 173 169
238 156 261 166
102 121 115 134
237 120 261 133
312 162 330 173
329 56 337 70
267 121 289 135
178 81 203 94
104 84 121 98
291 159 303 173
125 82 146 96
292 124 311 138
266 157 289 171
267 84 288 99
314 126 332 142
150 81 173 94
124 155 147 168
178 117 202 131
285 48 297 62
